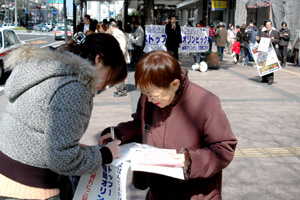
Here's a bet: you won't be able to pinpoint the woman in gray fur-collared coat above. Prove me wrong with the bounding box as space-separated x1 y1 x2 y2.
0 33 127 199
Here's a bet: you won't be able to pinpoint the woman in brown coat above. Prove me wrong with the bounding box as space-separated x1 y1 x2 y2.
101 50 237 200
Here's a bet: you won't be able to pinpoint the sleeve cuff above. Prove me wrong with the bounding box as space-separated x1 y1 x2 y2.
100 146 113 165
179 148 192 180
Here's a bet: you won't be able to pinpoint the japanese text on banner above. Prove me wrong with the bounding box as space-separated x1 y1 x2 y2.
143 25 209 53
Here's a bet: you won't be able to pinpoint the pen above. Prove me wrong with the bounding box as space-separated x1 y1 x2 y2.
110 126 115 140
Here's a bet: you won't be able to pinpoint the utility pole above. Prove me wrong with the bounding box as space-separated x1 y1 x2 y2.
14 0 17 26
63 0 67 41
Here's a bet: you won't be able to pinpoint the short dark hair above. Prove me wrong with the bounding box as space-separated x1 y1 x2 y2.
60 33 127 86
132 20 140 26
249 19 256 26
108 20 118 28
84 15 91 21
264 19 272 26
135 50 182 90
282 21 287 26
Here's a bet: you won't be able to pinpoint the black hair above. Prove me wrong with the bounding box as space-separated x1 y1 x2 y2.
84 15 91 21
282 21 287 26
236 25 240 28
249 19 256 26
103 19 108 24
264 19 272 26
132 20 140 26
60 33 126 85
109 20 118 28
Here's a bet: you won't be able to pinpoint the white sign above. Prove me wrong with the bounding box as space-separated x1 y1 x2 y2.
143 25 209 54
257 37 271 52
73 162 130 200
250 43 281 76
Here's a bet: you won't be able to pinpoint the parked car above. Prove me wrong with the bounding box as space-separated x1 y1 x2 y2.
2 23 16 29
33 24 50 32
54 26 72 40
0 28 25 80
42 22 54 31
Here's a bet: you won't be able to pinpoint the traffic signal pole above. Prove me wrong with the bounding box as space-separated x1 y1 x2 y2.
14 0 17 26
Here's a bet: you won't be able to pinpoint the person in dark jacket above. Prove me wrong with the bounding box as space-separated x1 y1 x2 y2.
165 16 184 60
215 22 227 61
237 24 247 63
100 50 237 200
76 15 97 34
257 19 280 85
244 19 258 66
279 22 291 67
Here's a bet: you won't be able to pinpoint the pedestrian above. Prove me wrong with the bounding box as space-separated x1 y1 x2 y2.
257 19 280 85
131 20 145 65
215 22 227 61
227 24 236 54
165 15 184 60
100 50 237 200
76 15 97 34
237 24 247 63
293 35 300 66
208 22 215 52
0 33 126 199
187 20 193 27
244 19 259 66
108 21 131 97
279 22 291 67
97 23 108 33
231 38 241 64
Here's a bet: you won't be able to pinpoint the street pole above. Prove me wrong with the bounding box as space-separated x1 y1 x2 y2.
14 0 17 26
4 0 6 23
63 0 67 41
298 32 300 66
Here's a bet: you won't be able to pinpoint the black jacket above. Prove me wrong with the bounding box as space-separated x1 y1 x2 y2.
259 29 280 46
165 22 182 48
76 20 97 33
279 28 291 46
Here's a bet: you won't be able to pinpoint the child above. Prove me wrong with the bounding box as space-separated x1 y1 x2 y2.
231 38 241 64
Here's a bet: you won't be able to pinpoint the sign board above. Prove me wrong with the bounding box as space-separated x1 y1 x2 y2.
212 0 227 11
110 11 114 15
44 11 47 14
250 43 281 76
143 25 209 54
49 0 63 3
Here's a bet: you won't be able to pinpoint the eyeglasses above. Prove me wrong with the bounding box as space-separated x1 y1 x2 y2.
140 90 165 101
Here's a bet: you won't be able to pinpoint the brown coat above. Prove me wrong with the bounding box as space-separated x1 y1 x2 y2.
215 28 228 47
117 69 237 200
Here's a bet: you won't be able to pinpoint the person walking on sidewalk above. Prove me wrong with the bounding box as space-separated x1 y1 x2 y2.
131 20 145 65
208 23 215 52
231 38 241 64
244 20 258 66
100 50 237 200
279 22 291 68
215 22 227 61
0 33 126 199
108 20 131 97
257 19 280 85
237 24 247 63
227 24 236 54
165 15 184 60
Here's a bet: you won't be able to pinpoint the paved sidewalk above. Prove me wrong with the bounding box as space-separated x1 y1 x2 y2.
81 46 300 200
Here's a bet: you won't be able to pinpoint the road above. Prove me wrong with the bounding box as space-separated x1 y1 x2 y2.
0 30 65 92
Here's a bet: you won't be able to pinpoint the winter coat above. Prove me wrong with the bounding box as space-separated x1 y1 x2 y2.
279 27 291 46
165 22 183 48
232 41 241 54
259 29 280 46
216 27 228 47
112 28 131 64
246 26 258 44
227 28 236 42
116 69 237 200
0 46 111 196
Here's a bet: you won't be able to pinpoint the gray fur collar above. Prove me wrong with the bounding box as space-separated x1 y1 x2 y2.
5 46 97 89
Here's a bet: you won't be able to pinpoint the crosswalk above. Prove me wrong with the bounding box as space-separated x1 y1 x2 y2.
16 31 54 36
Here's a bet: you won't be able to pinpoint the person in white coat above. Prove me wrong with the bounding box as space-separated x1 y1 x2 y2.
108 21 130 97
131 21 144 65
